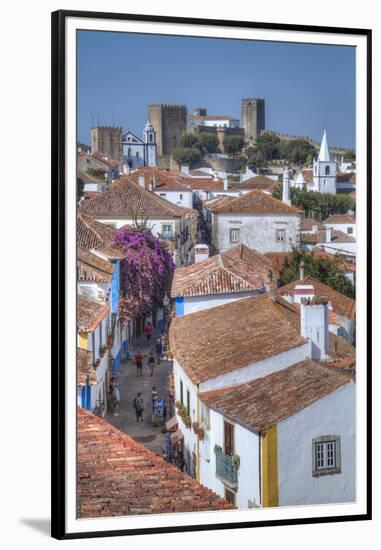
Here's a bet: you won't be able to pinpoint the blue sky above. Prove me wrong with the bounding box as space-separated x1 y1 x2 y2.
77 31 355 149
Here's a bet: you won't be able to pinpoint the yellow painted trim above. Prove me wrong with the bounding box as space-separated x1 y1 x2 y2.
261 426 279 507
78 333 88 350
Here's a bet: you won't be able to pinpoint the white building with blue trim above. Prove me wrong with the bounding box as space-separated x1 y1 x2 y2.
122 122 157 169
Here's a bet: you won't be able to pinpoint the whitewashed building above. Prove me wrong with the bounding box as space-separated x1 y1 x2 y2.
208 189 302 254
171 244 278 317
128 167 193 209
323 214 356 237
169 293 355 507
277 274 355 343
79 177 198 266
301 226 356 258
122 122 157 169
312 129 337 194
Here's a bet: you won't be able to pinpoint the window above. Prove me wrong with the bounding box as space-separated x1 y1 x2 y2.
186 390 190 416
224 420 234 456
348 227 353 234
179 194 183 200
180 380 184 405
225 488 236 506
325 165 330 175
159 193 166 197
314 165 318 175
135 151 139 158
161 224 173 240
200 402 210 430
230 228 240 244
312 436 341 476
276 229 285 242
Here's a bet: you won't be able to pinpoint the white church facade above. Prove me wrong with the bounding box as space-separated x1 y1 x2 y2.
122 122 157 169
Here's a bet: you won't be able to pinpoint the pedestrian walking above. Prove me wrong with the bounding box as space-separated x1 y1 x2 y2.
148 351 155 376
134 350 144 377
133 392 144 423
151 386 158 413
144 321 153 343
155 338 163 364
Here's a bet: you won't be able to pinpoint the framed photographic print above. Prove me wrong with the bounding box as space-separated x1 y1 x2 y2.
51 9 371 540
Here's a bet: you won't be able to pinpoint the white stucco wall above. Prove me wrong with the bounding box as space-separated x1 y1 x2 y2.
323 222 356 237
317 241 356 256
199 341 311 392
199 409 261 509
155 190 193 209
183 290 260 315
215 212 301 254
277 381 356 506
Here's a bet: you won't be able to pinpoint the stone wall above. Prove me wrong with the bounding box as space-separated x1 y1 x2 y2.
241 98 265 141
90 126 123 161
148 104 187 157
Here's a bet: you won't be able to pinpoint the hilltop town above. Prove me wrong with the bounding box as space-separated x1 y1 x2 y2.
76 99 356 515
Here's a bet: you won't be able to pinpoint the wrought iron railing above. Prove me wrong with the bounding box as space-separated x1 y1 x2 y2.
214 445 240 487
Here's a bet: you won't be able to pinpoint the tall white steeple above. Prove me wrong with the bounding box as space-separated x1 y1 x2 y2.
313 129 336 194
143 121 157 167
318 129 331 162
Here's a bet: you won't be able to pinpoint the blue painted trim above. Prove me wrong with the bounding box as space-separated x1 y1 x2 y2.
112 350 122 375
158 319 164 330
81 386 86 408
111 260 119 314
175 296 184 317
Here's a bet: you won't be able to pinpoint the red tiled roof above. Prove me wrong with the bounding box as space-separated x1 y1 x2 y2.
183 178 225 191
77 408 234 517
301 228 355 244
171 245 277 297
169 294 306 384
77 247 114 283
77 348 97 386
77 211 125 260
129 167 192 192
263 252 291 272
229 175 278 191
208 189 302 214
300 218 324 231
277 276 355 320
77 294 109 333
323 214 356 224
199 359 351 432
80 177 193 219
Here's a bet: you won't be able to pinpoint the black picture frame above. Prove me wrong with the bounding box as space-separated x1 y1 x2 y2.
51 9 372 540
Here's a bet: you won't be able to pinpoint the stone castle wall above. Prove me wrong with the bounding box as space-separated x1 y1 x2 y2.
90 126 123 161
148 104 187 157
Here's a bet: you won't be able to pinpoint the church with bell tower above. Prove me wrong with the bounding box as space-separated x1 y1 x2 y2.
312 129 337 194
122 122 157 169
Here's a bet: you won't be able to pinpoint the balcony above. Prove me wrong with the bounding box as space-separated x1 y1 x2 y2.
214 445 240 489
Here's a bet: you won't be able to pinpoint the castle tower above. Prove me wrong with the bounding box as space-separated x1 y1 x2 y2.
241 98 265 141
312 129 337 194
148 104 187 158
143 121 157 167
90 126 123 162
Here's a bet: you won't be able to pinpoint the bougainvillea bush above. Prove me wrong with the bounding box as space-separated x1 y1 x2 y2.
113 227 175 321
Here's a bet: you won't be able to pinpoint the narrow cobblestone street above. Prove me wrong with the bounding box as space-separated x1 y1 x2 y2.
106 332 172 456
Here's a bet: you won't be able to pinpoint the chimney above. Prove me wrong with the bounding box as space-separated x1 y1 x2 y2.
223 177 228 191
122 164 130 175
282 167 291 205
300 297 329 360
326 226 332 243
299 260 305 280
138 174 145 188
312 224 319 234
181 164 190 176
194 244 209 263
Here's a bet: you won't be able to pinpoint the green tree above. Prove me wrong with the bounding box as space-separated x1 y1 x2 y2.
272 186 355 219
197 133 219 153
255 133 281 160
281 139 316 165
178 133 200 148
223 135 245 155
280 247 355 298
173 146 202 166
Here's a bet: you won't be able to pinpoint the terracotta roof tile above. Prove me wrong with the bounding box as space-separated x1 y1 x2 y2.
263 252 291 272
209 189 302 214
277 276 355 320
183 178 225 191
77 408 234 517
301 228 355 244
323 214 356 224
77 211 125 260
229 175 278 191
80 177 193 219
169 294 306 384
300 218 324 231
129 167 192 191
77 247 114 283
199 359 351 432
171 245 277 297
77 295 109 333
